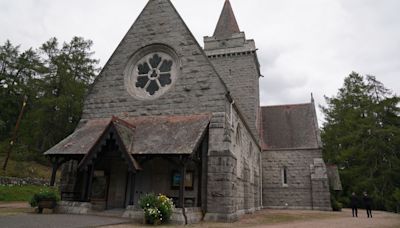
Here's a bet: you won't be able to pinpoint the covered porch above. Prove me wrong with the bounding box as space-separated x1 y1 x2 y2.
44 114 211 224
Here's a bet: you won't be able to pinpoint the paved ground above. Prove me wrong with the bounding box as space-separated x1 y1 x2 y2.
0 213 129 228
0 203 128 228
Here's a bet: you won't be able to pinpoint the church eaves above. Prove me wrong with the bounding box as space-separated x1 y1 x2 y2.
213 0 241 39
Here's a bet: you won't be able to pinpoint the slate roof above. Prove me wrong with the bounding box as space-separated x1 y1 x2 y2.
260 103 322 150
44 119 110 155
213 0 241 39
44 114 211 156
76 117 141 171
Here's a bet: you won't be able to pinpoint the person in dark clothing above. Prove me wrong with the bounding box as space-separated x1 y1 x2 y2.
350 192 358 217
363 192 373 218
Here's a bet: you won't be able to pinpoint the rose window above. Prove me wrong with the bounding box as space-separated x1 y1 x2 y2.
124 46 179 100
136 54 173 95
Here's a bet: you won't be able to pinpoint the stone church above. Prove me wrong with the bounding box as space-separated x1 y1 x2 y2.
45 0 332 224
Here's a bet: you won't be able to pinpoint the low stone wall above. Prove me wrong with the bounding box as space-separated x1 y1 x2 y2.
122 206 143 222
57 202 203 225
0 176 49 186
123 206 203 225
56 201 91 214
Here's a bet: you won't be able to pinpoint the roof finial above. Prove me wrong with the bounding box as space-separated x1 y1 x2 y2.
213 0 240 39
311 93 315 103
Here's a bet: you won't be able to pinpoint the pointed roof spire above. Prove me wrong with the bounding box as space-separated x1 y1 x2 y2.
213 0 240 39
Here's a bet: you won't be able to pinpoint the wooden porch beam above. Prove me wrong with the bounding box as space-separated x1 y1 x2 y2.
49 156 70 187
179 157 188 225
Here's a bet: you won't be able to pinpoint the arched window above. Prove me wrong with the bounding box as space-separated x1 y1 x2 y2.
235 124 242 146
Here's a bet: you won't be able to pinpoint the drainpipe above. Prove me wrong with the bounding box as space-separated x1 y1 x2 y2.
310 165 314 210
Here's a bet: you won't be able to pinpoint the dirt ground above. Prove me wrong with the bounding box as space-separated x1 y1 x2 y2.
100 209 400 228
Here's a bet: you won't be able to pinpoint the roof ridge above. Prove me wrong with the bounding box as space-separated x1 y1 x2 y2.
213 0 241 39
261 102 312 108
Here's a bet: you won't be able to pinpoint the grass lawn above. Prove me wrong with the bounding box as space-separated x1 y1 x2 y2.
0 156 54 179
0 185 59 202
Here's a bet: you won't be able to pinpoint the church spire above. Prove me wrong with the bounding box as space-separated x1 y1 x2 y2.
213 0 240 39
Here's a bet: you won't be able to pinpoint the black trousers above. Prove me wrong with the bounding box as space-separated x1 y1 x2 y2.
366 206 372 217
352 207 358 217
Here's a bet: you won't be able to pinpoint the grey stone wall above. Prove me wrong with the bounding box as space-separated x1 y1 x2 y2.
205 109 261 222
310 158 332 210
261 149 331 210
82 0 228 121
205 112 237 221
56 201 91 215
229 106 261 214
0 176 49 186
206 50 260 140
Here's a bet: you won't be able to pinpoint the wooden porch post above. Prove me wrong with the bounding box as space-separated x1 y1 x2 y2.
50 160 58 187
179 163 186 208
80 169 89 202
130 173 135 205
87 165 94 201
179 159 188 224
50 157 68 186
200 135 208 213
125 172 135 207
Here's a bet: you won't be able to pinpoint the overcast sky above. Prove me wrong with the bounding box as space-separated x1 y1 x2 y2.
1 0 399 123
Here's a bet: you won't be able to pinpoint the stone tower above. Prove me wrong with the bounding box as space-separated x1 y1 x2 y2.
204 0 261 138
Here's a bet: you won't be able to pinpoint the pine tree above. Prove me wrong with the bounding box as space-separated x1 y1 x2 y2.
0 37 99 163
321 72 400 211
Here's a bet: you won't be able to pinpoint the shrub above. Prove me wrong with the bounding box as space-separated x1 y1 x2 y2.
331 195 342 211
139 193 174 225
29 189 60 207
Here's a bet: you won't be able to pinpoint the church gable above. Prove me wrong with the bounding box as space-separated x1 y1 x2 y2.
83 0 228 120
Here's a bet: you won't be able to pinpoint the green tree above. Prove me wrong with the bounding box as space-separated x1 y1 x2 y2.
0 37 99 163
0 41 43 142
321 72 400 212
20 37 99 158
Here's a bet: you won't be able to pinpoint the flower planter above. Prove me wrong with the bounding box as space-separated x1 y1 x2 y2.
37 199 57 213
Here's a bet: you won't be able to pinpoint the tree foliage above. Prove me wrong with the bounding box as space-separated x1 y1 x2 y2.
321 72 400 212
0 37 99 163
